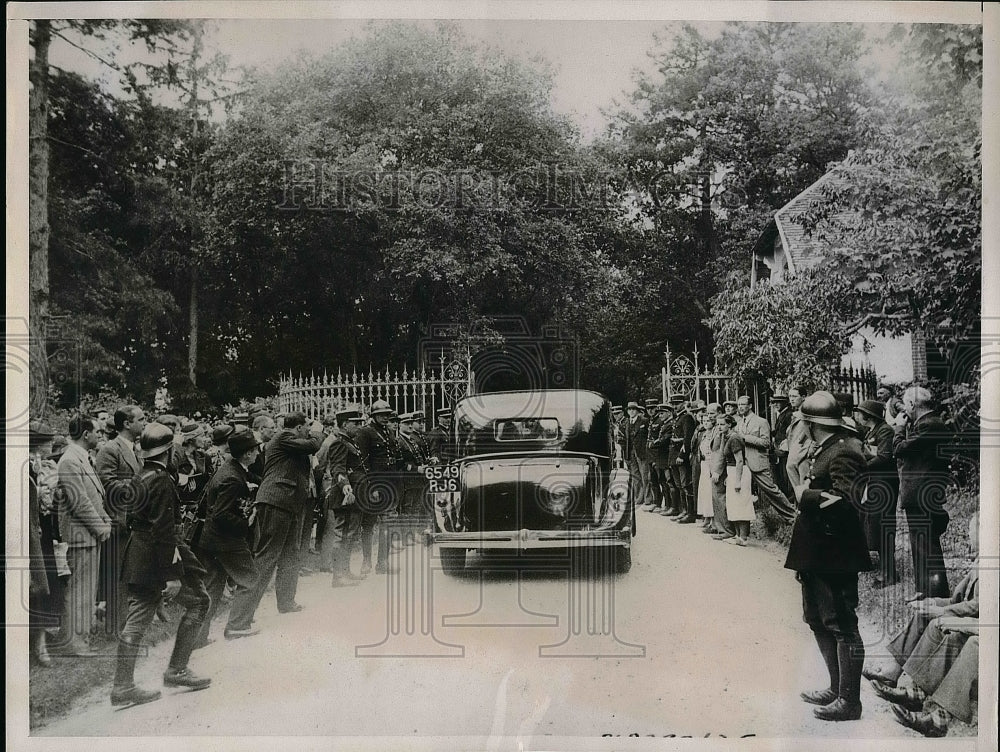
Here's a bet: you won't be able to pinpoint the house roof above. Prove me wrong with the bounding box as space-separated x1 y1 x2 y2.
753 167 854 276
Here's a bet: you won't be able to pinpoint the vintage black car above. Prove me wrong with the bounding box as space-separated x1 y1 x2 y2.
426 389 634 574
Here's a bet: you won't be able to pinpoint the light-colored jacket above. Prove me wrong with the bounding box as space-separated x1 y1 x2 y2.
57 443 111 548
736 412 772 473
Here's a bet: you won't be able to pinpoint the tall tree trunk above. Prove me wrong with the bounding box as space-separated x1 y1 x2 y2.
188 266 199 385
186 23 203 387
29 20 51 417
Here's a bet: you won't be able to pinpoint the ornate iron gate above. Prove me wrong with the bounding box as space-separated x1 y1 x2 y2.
661 344 737 406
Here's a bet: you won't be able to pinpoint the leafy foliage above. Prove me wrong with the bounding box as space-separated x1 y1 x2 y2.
707 269 857 387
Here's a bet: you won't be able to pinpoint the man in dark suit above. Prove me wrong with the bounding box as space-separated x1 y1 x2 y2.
193 428 260 643
645 404 674 513
785 391 872 722
892 386 952 597
228 412 324 625
853 399 900 587
668 397 697 523
771 392 793 497
622 402 647 510
356 400 401 574
111 423 211 707
94 405 145 638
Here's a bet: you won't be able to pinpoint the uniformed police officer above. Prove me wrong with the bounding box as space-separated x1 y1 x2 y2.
397 411 431 521
668 396 697 523
425 408 452 463
356 400 401 574
320 408 367 587
784 391 872 722
111 423 212 707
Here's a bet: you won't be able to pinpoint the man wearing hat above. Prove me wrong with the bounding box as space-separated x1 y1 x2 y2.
622 402 648 509
426 408 453 463
722 400 738 417
784 391 872 722
642 400 666 510
356 400 401 574
55 415 112 654
853 399 899 587
112 422 213 707
318 407 367 585
892 386 952 598
94 405 146 638
193 427 261 644
397 411 431 522
686 400 708 519
645 403 674 513
233 412 325 621
771 392 794 499
667 395 697 523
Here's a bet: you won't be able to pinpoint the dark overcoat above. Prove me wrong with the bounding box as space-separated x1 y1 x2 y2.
324 431 366 510
784 432 873 574
893 411 952 516
122 466 202 587
198 458 253 553
255 429 323 515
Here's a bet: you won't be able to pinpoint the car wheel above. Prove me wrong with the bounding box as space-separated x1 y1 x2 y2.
440 547 466 575
614 545 632 574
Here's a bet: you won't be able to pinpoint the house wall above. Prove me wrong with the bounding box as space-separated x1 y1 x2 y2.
840 327 915 384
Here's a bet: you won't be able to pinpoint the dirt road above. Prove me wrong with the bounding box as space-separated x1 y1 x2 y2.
36 513 928 742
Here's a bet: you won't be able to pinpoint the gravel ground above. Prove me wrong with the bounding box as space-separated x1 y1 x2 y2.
33 514 974 744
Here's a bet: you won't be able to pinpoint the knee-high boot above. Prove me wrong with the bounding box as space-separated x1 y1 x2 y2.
837 638 865 704
801 631 840 704
814 637 864 721
111 639 161 706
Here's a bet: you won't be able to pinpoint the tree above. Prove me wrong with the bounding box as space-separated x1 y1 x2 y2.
610 22 873 371
28 19 192 415
788 24 981 360
205 22 627 397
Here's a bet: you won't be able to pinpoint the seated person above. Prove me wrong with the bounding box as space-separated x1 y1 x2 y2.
863 514 979 688
883 620 979 737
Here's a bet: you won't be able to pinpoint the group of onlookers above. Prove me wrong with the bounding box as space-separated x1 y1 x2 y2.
26 400 447 707
615 394 794 547
613 383 978 734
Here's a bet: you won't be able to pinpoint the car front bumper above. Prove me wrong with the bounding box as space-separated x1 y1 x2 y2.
428 527 631 549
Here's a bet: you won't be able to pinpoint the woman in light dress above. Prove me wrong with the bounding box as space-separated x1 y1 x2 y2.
696 412 716 527
717 414 755 546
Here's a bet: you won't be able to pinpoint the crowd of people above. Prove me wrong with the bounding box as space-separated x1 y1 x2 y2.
26 401 448 706
612 385 977 732
24 382 977 732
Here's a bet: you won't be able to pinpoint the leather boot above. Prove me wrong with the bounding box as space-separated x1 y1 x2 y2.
801 632 840 705
111 639 161 706
814 639 863 721
164 618 211 690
